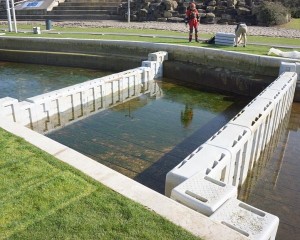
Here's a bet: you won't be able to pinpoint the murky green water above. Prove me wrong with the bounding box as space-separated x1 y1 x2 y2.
1 61 299 239
239 103 300 240
0 61 113 100
46 80 248 193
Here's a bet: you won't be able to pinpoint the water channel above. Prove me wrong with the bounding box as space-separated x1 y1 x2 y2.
0 61 299 240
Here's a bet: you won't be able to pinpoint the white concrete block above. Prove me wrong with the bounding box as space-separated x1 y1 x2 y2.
18 101 33 126
296 62 300 81
275 71 297 107
138 67 151 84
279 61 296 75
268 72 297 115
0 97 20 122
171 173 237 216
210 198 279 240
257 88 286 139
205 124 252 187
229 98 274 184
142 61 162 79
165 144 231 197
148 51 168 62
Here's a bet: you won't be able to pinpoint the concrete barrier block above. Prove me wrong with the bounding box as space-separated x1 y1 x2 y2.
148 51 168 62
148 80 161 97
142 61 155 73
57 95 73 113
165 144 231 197
279 61 296 75
296 63 300 81
0 97 20 122
229 97 274 182
210 198 279 240
138 67 151 84
18 101 33 126
71 92 83 117
142 61 162 79
171 173 237 216
268 72 297 115
275 71 297 106
20 101 50 132
257 88 286 140
206 124 252 187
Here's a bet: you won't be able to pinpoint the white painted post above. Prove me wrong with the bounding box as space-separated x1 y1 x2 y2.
10 0 17 33
127 0 130 23
5 0 12 32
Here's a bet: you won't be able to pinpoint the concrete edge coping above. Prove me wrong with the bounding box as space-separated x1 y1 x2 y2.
1 36 300 63
0 116 248 240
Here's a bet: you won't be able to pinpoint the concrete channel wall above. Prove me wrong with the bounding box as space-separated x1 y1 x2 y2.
0 36 300 100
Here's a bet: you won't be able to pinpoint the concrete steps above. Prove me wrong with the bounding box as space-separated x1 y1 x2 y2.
4 14 122 20
0 0 122 20
54 6 117 10
61 2 119 6
64 0 121 3
50 10 118 15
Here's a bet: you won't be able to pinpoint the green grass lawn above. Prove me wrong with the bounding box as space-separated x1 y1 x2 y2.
278 18 300 30
0 127 201 239
1 22 299 55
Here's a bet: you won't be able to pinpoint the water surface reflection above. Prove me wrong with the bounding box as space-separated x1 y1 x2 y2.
47 80 249 193
0 61 113 100
239 103 300 240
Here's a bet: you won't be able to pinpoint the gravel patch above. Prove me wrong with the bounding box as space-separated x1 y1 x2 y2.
50 20 300 38
2 20 300 38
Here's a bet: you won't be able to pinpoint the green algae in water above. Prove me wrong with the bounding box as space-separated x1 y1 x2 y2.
47 80 248 193
0 61 113 101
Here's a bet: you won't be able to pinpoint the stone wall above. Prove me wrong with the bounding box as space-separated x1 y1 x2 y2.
117 0 288 25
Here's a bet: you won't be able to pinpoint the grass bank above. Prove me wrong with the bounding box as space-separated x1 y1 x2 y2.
1 22 300 56
279 18 300 30
0 127 201 239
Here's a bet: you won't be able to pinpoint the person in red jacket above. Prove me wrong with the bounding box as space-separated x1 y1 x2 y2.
185 3 200 43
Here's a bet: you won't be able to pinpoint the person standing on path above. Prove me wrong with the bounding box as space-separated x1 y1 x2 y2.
185 2 200 43
234 22 248 47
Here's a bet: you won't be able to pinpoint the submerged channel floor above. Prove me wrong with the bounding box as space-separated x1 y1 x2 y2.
0 61 113 100
47 80 246 193
1 62 299 239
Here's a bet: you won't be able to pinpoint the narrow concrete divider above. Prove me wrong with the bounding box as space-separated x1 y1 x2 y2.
0 51 166 134
167 69 298 240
